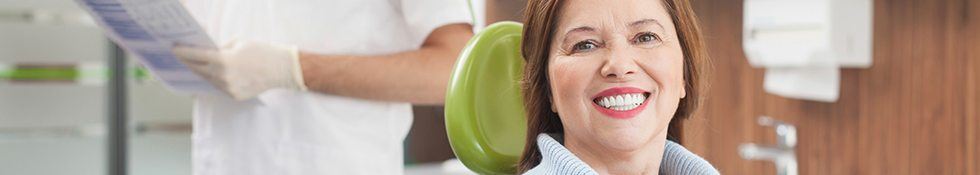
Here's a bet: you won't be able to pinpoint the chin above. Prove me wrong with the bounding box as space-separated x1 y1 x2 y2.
593 125 658 151
591 113 667 152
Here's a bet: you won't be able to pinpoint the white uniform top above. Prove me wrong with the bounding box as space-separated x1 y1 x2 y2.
182 0 471 174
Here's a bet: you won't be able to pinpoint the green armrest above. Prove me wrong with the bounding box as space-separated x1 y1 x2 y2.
445 21 527 175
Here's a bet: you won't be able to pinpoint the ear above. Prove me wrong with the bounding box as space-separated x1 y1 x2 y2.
680 82 687 99
551 100 558 113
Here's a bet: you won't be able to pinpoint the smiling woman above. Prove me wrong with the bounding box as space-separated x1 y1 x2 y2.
517 0 714 174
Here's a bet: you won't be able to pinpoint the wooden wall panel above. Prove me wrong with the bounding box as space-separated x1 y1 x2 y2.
962 1 980 174
686 0 980 174
685 0 759 174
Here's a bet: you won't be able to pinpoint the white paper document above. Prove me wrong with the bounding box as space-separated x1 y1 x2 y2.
74 0 218 94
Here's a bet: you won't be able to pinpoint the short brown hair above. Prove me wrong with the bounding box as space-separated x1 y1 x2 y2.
516 0 709 172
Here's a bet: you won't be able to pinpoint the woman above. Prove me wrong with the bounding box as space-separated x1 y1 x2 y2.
518 0 717 174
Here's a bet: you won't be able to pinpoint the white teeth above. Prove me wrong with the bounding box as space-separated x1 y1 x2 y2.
596 93 647 111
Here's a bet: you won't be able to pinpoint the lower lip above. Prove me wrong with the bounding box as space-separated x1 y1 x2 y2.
591 94 651 119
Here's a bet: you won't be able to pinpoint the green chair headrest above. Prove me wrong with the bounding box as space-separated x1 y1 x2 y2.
445 21 527 174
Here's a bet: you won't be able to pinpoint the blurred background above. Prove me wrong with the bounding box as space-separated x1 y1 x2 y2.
0 0 977 174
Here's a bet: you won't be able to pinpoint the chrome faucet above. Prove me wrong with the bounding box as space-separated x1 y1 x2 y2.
739 116 798 175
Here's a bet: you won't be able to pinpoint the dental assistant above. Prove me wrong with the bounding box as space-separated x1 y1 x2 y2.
175 0 474 174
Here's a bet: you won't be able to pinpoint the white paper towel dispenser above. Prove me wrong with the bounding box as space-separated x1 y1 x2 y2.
743 0 872 68
743 0 872 102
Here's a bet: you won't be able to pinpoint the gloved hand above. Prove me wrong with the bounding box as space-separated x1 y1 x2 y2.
173 40 308 100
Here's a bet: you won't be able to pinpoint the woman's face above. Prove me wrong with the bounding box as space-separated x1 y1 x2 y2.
548 0 686 152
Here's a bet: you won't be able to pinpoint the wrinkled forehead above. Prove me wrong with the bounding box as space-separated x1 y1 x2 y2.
553 0 676 36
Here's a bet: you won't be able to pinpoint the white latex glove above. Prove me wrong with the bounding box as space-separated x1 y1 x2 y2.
173 40 307 100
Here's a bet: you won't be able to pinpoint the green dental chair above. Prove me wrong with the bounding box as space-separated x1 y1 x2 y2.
444 21 527 175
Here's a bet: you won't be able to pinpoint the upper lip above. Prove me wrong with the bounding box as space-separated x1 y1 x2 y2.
591 87 651 101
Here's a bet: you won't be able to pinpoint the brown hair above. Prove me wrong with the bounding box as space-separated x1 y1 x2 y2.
517 0 709 173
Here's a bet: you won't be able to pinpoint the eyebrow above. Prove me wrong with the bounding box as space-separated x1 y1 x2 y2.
565 26 597 34
629 18 664 29
559 26 598 45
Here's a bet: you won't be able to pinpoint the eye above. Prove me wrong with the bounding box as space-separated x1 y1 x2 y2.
633 32 661 45
571 40 600 53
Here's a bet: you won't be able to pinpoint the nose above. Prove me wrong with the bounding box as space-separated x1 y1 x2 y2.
600 49 638 81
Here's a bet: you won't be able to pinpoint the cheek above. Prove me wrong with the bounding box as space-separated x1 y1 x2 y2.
547 57 599 127
640 48 686 95
547 58 593 109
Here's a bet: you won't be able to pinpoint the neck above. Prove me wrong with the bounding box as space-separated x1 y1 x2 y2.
564 128 669 175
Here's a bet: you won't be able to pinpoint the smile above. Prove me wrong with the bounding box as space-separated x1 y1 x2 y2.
591 87 652 119
595 93 648 111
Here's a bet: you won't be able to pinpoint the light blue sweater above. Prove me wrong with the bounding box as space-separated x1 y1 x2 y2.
524 134 720 175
